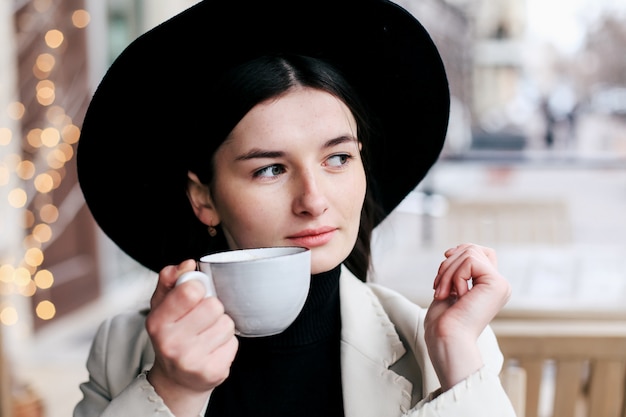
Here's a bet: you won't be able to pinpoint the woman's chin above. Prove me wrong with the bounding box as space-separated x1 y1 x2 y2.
310 251 347 275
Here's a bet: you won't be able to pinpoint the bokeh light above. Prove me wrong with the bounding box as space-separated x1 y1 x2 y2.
8 188 28 208
35 300 56 320
41 126 60 147
0 265 15 283
14 267 32 286
72 9 90 28
16 160 36 180
0 127 12 145
34 269 54 289
32 223 52 243
39 204 59 223
44 29 64 49
18 281 37 297
24 247 44 267
61 124 80 144
7 101 25 120
33 172 54 193
34 53 55 77
0 306 19 326
36 80 55 106
26 128 43 148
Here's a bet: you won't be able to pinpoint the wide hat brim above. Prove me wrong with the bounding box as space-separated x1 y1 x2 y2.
77 0 450 273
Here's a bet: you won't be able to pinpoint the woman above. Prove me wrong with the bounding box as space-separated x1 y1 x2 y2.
74 1 515 416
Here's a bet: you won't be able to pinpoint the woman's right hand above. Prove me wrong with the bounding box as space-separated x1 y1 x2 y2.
424 243 511 391
145 259 239 417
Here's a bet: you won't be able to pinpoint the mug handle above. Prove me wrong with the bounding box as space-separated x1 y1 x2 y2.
175 270 216 298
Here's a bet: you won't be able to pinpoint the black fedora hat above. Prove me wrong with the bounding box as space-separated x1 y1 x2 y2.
77 0 449 273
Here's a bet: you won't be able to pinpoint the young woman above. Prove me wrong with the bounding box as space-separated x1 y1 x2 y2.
74 1 516 416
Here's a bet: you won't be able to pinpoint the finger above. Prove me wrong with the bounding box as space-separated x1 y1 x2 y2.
201 334 239 377
433 246 464 290
178 332 239 390
443 242 476 257
445 252 510 315
435 254 472 300
149 282 209 332
188 312 237 358
448 243 498 269
151 259 198 310
160 311 237 379
145 301 224 371
435 245 492 300
453 272 471 297
445 273 511 337
433 243 473 294
176 296 230 337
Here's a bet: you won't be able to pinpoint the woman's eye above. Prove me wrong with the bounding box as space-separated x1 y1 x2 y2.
327 154 351 167
254 164 285 178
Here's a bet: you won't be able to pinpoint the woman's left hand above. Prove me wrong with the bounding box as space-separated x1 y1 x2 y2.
424 243 511 391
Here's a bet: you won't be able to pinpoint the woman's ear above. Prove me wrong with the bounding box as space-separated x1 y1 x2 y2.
186 171 220 226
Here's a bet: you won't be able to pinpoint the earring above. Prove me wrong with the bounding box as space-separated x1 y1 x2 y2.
208 225 217 237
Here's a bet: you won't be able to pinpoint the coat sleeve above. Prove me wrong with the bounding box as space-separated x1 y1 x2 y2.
409 366 517 416
72 312 177 417
368 283 518 417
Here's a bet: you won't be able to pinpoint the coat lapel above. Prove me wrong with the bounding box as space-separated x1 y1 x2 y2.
339 266 413 417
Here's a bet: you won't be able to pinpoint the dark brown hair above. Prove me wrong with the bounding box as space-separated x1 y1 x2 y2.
188 54 384 281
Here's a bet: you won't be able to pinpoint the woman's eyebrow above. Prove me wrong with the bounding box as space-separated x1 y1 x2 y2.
235 135 357 161
324 135 358 149
235 149 285 161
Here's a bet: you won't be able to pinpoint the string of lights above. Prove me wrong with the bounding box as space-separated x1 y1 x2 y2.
1 1 91 327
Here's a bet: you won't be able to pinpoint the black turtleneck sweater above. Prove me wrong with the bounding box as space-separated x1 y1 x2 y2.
205 265 344 417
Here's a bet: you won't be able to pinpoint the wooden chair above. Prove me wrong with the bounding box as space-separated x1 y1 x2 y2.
442 199 571 246
495 320 626 417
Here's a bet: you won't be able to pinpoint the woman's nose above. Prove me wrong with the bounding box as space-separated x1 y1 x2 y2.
292 172 329 217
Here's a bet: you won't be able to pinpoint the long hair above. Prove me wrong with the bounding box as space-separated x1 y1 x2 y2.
188 54 384 281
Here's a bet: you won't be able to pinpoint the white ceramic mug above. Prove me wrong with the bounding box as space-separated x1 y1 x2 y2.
176 246 311 337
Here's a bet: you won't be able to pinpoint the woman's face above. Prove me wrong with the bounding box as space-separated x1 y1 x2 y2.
207 87 366 274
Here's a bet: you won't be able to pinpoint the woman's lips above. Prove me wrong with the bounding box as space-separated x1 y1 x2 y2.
287 227 336 248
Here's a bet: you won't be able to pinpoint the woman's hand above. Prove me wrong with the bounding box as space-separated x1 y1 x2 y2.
424 243 511 391
145 259 238 417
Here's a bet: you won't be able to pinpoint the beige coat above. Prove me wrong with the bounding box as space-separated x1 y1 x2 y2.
74 266 516 417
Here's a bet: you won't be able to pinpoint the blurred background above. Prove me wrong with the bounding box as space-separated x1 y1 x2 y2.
1 0 625 416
